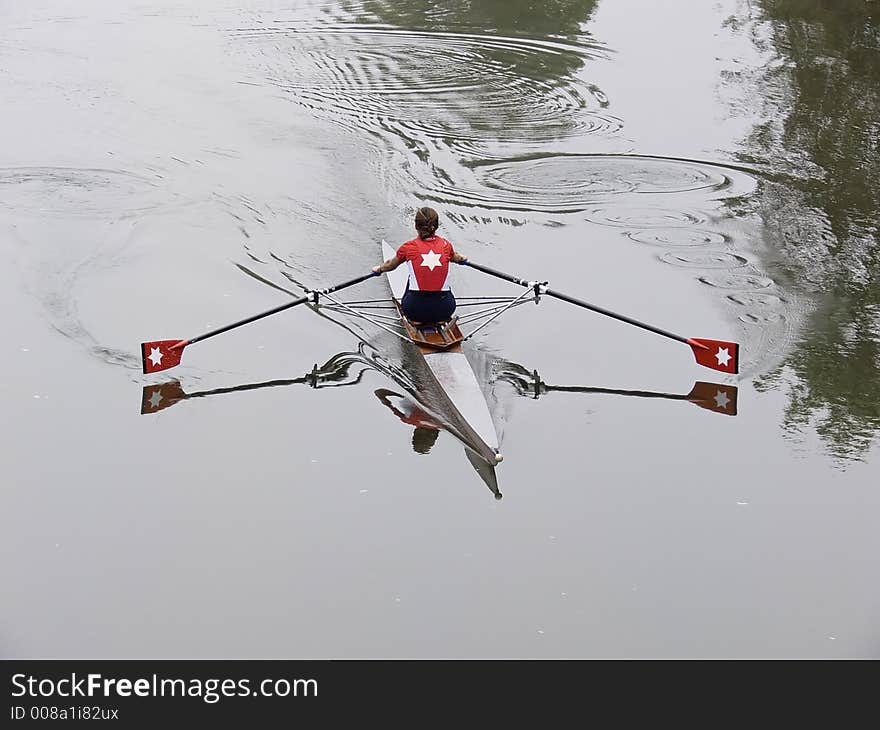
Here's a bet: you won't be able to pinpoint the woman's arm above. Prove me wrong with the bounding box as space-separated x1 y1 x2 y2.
451 251 468 264
372 254 403 274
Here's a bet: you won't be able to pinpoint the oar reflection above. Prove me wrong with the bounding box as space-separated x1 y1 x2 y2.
494 361 738 416
139 342 503 499
140 343 738 501
140 347 381 414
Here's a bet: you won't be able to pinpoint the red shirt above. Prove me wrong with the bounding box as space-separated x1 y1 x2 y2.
396 235 456 291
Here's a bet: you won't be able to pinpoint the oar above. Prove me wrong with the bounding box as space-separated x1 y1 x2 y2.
140 271 378 374
463 260 739 374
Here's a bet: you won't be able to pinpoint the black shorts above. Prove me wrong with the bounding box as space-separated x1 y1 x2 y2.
401 289 455 323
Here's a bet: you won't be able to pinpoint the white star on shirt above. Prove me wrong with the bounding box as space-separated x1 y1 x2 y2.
714 390 730 409
148 347 164 367
420 249 442 271
715 347 731 367
148 389 164 409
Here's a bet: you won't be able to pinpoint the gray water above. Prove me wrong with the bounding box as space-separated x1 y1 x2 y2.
2 0 878 658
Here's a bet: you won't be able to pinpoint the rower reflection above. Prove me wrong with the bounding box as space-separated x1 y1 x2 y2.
374 389 442 454
372 388 502 499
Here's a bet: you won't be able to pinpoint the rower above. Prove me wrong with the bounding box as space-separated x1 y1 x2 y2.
372 206 467 325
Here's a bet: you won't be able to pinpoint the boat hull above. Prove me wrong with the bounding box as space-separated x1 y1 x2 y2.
382 241 501 464
421 348 501 464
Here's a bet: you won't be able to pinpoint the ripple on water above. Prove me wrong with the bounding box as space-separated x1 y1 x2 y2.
232 22 613 147
699 273 776 289
727 291 788 328
393 110 624 156
659 251 749 269
726 292 785 307
466 154 732 212
586 206 705 228
739 311 786 325
0 166 163 218
627 228 728 247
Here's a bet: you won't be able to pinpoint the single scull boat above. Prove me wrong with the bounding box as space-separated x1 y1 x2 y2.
380 240 502 464
140 243 739 467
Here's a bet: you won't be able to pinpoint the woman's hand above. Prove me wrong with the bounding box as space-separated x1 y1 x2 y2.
372 264 382 274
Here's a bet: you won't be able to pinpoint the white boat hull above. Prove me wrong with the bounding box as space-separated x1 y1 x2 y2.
382 241 501 464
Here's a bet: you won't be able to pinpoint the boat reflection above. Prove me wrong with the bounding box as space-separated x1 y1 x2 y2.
373 387 503 500
140 346 738 499
140 343 504 499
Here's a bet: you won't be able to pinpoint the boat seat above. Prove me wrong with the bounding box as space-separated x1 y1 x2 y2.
411 315 454 328
402 315 463 349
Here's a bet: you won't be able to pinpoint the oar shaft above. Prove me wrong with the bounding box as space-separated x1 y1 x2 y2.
185 294 309 346
185 271 377 347
463 260 530 287
464 260 690 346
544 288 690 345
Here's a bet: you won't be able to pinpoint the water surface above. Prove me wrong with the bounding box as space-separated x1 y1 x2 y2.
2 0 878 658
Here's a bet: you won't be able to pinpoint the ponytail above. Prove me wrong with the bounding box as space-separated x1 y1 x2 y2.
414 206 439 239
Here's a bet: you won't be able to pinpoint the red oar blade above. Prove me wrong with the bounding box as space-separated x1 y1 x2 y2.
687 382 738 416
140 381 187 414
141 340 187 374
688 337 739 374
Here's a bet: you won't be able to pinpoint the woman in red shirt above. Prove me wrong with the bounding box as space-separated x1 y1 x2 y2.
372 207 468 323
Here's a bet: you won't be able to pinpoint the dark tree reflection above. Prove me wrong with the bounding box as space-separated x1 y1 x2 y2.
360 0 598 37
744 0 880 459
359 0 601 79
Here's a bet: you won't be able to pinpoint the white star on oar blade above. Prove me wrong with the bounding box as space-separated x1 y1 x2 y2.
420 249 442 271
148 390 164 409
148 347 164 367
714 390 731 409
715 347 731 367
